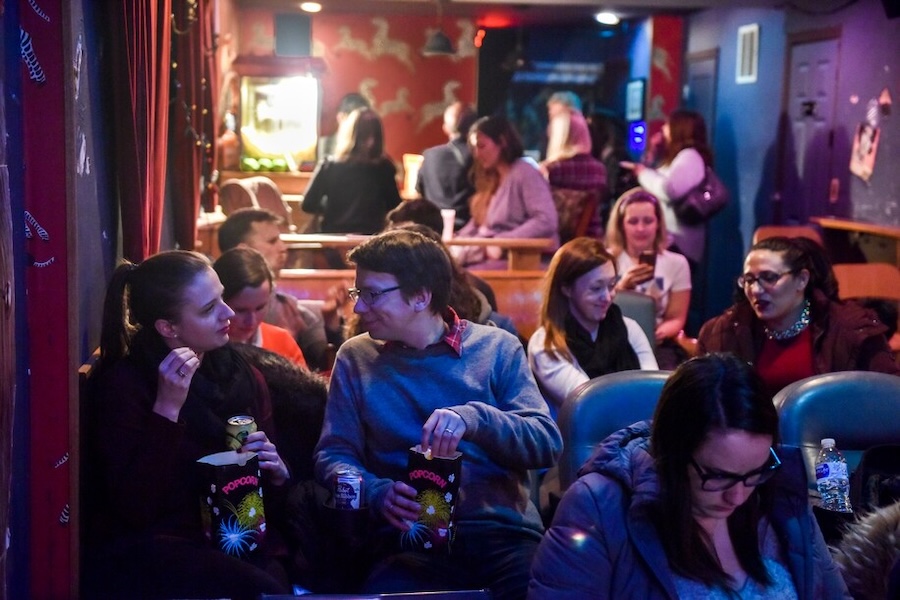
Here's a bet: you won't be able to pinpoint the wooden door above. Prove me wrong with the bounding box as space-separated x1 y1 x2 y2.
782 33 841 223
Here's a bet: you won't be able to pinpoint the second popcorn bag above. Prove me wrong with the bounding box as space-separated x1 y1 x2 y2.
402 445 463 552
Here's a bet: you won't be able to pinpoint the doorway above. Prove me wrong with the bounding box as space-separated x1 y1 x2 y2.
780 29 841 224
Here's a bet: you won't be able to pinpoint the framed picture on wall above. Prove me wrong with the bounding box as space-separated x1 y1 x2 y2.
625 78 646 122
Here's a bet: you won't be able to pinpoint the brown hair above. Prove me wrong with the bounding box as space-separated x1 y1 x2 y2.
213 247 274 302
539 237 616 361
662 109 713 168
335 108 386 163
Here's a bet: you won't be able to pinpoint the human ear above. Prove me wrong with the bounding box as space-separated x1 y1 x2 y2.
412 289 432 312
155 318 179 340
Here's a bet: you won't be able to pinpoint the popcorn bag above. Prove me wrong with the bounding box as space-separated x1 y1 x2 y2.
402 446 462 553
196 450 266 559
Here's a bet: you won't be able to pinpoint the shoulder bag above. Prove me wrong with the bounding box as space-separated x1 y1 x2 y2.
671 167 729 225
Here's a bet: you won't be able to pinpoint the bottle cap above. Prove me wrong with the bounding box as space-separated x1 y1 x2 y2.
821 438 835 448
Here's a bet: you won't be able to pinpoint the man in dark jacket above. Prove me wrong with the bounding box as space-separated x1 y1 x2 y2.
416 102 478 230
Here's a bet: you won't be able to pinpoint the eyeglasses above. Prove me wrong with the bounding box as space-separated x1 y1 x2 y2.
690 447 782 491
736 270 796 290
348 285 400 305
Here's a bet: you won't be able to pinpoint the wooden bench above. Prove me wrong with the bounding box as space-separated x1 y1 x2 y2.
281 234 553 272
277 269 546 340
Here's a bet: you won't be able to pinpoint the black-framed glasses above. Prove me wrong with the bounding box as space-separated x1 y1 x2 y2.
690 447 782 491
348 285 401 305
737 270 796 290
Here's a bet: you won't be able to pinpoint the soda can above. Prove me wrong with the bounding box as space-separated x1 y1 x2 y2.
225 415 257 450
334 468 364 510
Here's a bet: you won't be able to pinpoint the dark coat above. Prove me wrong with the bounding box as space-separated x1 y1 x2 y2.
416 138 474 229
302 158 402 234
698 289 899 376
528 422 850 600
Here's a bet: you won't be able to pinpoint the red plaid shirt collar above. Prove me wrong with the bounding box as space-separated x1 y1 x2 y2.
382 307 467 356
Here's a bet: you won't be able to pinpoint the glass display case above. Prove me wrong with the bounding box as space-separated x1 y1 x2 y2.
222 55 327 173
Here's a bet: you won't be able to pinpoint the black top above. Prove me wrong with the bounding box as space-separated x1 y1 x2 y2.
302 158 402 234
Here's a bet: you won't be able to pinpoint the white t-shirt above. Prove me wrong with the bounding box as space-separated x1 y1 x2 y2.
527 319 658 413
616 249 692 326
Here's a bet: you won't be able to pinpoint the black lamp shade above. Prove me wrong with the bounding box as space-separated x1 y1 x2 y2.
422 30 455 56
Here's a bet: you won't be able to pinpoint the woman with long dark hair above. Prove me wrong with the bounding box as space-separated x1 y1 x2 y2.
84 251 292 599
622 109 714 265
453 115 559 267
302 107 402 234
529 353 849 599
527 237 657 414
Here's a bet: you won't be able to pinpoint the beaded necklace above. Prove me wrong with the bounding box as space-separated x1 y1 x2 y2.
764 299 811 341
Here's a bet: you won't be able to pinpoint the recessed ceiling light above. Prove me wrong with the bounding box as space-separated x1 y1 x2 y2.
595 12 620 26
300 2 322 13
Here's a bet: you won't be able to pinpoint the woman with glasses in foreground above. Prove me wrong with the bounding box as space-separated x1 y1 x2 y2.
698 236 898 396
528 353 850 599
528 237 657 416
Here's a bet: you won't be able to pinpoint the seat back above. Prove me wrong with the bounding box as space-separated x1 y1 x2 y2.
613 290 657 350
832 262 900 302
558 370 670 490
219 176 294 232
774 371 900 489
551 188 599 245
751 224 823 246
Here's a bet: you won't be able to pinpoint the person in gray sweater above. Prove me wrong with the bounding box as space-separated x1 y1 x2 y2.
314 229 562 600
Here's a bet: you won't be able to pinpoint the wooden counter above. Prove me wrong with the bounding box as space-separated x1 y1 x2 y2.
810 216 900 265
281 234 553 272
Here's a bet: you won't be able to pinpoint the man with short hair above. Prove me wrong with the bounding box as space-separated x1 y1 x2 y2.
218 207 344 371
315 229 561 599
415 102 478 230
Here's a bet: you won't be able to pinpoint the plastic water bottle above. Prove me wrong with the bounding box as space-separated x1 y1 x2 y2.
815 438 852 513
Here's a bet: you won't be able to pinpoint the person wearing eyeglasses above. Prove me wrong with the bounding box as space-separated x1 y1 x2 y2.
314 229 562 598
528 237 658 416
698 236 898 397
529 353 850 599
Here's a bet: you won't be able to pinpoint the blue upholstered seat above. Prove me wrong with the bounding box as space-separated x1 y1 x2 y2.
773 371 900 489
557 370 671 491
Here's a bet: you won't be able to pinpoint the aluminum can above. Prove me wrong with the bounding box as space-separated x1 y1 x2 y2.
225 415 257 450
334 468 364 510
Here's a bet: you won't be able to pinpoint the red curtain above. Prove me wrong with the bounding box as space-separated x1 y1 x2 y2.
110 0 173 261
170 0 218 251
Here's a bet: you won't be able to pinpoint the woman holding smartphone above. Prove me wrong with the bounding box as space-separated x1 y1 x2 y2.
606 188 691 368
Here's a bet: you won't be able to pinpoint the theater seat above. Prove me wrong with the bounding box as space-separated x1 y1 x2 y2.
773 371 900 489
557 370 671 491
613 290 657 350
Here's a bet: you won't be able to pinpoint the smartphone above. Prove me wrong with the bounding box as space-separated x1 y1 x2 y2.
639 250 657 269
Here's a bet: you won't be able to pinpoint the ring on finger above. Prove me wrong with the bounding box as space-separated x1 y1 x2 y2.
177 368 186 377
444 427 454 435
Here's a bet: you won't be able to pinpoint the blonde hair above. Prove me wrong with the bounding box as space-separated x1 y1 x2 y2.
605 187 667 257
543 110 592 165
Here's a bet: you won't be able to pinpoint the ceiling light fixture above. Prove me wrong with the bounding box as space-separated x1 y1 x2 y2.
300 2 321 13
422 0 455 57
595 12 620 26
